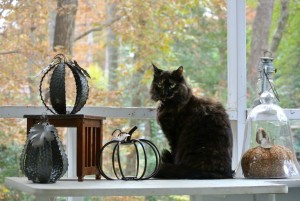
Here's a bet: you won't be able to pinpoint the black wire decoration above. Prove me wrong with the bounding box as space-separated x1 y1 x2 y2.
96 126 161 180
39 54 90 114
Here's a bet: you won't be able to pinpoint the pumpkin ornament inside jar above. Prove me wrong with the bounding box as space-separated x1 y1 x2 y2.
235 91 300 178
241 128 297 178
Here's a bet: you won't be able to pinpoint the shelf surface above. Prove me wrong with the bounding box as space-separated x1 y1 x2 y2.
5 177 289 197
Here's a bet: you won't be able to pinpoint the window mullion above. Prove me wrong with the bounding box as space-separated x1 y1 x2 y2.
227 0 247 167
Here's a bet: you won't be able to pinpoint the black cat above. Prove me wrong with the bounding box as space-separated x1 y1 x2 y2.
150 64 233 179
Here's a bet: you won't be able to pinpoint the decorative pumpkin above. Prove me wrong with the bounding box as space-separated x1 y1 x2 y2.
241 128 297 178
97 126 161 180
20 116 68 183
39 54 90 114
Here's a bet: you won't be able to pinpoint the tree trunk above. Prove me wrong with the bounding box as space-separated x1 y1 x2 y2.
269 0 290 54
43 0 78 104
27 15 38 105
48 9 56 52
247 0 275 95
53 0 78 55
105 2 119 91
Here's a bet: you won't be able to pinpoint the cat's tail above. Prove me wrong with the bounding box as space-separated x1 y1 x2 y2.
154 149 233 179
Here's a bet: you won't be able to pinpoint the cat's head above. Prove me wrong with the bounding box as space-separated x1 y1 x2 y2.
150 64 191 103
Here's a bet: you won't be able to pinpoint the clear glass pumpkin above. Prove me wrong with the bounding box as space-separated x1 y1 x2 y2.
235 91 300 178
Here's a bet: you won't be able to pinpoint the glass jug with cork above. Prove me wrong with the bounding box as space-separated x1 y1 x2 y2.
235 53 300 178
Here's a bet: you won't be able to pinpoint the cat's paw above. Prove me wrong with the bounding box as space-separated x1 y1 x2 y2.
161 149 174 163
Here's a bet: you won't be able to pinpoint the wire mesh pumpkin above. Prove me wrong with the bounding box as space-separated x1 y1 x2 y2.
20 116 68 183
97 126 161 180
39 54 90 114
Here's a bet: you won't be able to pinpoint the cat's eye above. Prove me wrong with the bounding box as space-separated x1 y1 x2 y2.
169 83 176 89
157 81 163 88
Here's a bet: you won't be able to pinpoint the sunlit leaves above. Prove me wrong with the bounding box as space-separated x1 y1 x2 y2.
0 0 229 107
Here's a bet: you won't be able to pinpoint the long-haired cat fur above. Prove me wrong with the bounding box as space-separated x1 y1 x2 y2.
150 64 233 179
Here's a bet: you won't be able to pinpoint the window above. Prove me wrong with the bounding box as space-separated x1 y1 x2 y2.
2 0 300 199
0 1 228 107
245 0 300 161
0 1 229 199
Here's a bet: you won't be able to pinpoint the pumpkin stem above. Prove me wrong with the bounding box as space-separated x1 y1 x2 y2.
256 128 273 148
126 126 138 142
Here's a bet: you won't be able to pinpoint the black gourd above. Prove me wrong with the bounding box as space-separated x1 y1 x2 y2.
20 122 68 183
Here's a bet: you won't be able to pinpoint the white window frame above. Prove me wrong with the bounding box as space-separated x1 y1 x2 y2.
227 0 246 167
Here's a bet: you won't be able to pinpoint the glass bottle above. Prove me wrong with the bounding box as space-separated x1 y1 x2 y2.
235 53 300 178
253 55 278 106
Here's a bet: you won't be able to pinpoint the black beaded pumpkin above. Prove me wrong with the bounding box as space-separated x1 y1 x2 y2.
39 54 90 114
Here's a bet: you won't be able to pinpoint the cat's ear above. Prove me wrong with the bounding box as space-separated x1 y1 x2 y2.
174 66 184 78
152 63 162 76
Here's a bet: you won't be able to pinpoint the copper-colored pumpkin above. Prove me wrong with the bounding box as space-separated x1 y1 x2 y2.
241 128 297 178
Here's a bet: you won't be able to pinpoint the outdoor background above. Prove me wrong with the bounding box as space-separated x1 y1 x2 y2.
1 0 300 200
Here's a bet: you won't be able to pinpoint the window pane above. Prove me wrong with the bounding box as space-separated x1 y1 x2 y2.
291 120 300 163
246 0 300 108
0 0 228 107
1 1 228 199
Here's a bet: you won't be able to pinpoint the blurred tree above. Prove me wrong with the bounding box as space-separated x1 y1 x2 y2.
273 0 300 108
43 0 79 104
0 0 231 107
0 0 53 105
269 0 289 54
53 0 78 55
105 2 119 91
172 0 228 100
247 0 275 97
247 0 292 107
